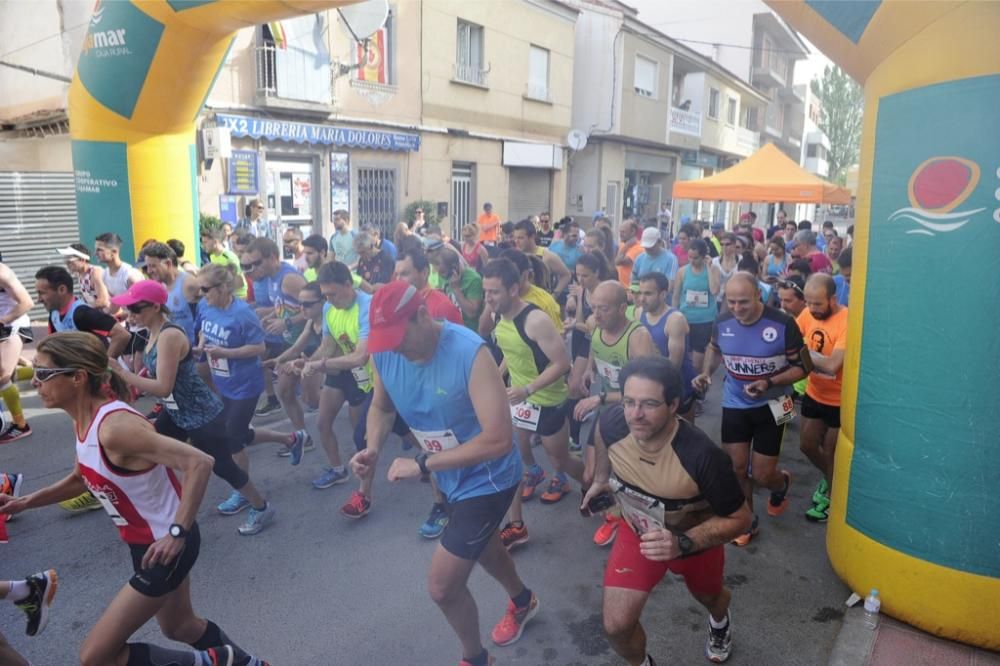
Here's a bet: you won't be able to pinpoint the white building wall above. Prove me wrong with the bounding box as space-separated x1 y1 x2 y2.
570 6 623 138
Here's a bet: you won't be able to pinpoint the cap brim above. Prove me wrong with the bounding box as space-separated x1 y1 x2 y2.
640 241 655 248
367 321 408 354
110 291 142 307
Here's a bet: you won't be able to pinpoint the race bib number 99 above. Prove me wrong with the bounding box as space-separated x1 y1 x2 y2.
410 428 460 454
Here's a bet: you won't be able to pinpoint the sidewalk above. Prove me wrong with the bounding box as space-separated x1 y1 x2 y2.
829 607 1000 666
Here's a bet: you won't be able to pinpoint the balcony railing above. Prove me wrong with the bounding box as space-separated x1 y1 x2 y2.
255 44 332 106
256 44 278 97
737 126 760 152
669 107 702 137
453 62 489 88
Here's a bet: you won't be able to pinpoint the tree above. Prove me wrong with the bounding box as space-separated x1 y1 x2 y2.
811 65 863 185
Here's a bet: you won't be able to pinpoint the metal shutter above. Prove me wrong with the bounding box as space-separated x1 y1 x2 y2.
0 172 80 320
507 167 551 223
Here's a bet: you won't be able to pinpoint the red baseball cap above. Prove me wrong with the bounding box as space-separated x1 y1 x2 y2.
368 281 425 353
110 279 168 307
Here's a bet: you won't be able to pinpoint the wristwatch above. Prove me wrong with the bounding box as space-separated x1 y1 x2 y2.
677 532 694 555
599 390 608 405
168 523 188 539
415 452 430 475
765 377 774 390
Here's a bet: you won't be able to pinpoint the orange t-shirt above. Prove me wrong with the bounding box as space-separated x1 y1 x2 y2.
796 306 848 406
616 243 645 287
477 212 501 242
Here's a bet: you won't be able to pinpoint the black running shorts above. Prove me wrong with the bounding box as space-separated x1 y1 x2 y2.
323 371 369 407
721 405 786 457
514 401 569 438
128 523 200 598
687 322 713 354
800 394 841 429
441 485 518 561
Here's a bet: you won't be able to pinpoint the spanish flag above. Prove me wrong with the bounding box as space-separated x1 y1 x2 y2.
357 28 386 84
268 21 287 50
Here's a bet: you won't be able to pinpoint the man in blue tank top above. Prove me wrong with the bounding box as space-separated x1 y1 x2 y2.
350 281 538 666
35 266 129 357
142 243 199 345
692 272 808 546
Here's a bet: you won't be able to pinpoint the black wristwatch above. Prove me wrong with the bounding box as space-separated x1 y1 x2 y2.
765 377 774 390
169 523 188 539
677 532 694 555
415 452 430 475
599 390 608 405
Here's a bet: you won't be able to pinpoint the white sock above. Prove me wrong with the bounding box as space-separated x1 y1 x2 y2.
6 580 29 601
709 613 729 629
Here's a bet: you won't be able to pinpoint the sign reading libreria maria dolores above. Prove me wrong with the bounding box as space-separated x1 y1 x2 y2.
216 114 420 152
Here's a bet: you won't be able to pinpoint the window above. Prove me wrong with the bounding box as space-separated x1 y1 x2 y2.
727 96 737 125
708 88 720 119
807 143 827 159
527 45 550 101
456 20 486 86
633 55 658 98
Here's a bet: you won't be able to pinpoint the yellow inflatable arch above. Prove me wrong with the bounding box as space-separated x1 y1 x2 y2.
766 1 1000 649
69 0 354 261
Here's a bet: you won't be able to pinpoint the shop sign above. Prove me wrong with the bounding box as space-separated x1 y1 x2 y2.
217 113 420 152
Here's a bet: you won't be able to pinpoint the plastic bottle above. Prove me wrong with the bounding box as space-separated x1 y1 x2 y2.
863 589 881 629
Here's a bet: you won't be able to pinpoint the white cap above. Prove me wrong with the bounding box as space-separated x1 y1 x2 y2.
57 247 89 261
640 227 661 249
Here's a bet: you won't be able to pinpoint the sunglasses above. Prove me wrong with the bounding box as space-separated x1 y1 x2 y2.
34 366 77 382
300 299 321 308
240 258 264 271
778 280 804 296
127 302 153 314
199 284 222 294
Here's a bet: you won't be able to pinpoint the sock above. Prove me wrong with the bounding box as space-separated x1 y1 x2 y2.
464 649 489 666
6 580 29 601
252 501 268 512
126 642 200 666
555 471 568 483
0 382 24 426
332 465 345 473
191 620 251 664
709 613 729 629
511 586 533 609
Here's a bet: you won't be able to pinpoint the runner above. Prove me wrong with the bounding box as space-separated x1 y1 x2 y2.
166 240 199 276
349 281 537 666
432 248 484 330
536 212 554 247
692 272 809 546
0 332 267 666
95 232 144 310
796 274 848 522
615 219 644 288
302 234 329 282
574 280 658 546
330 210 358 269
142 243 200 344
565 253 603 412
634 272 698 422
584 356 751 665
630 229 678 293
674 240 722 378
354 231 395 289
58 243 110 309
201 228 247 299
35 265 130 358
111 279 277 536
282 226 309 272
776 275 809 403
0 569 57 665
513 219 572 298
0 262 35 443
480 259 579 550
460 223 490 274
548 219 583 273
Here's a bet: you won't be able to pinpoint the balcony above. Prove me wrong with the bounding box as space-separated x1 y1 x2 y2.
669 107 702 137
254 44 333 113
737 127 760 153
452 62 489 89
805 156 829 178
752 57 788 90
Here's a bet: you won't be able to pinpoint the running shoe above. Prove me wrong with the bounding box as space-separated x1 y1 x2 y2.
58 491 102 513
288 430 309 466
767 471 793 517
144 403 164 422
217 491 251 515
341 491 371 519
705 611 733 663
238 502 276 536
491 591 539 646
304 403 319 414
593 514 619 547
198 646 233 666
812 478 830 505
568 438 582 454
539 475 571 504
500 521 529 550
0 472 22 497
0 423 31 444
520 465 547 501
459 655 495 666
419 504 449 539
805 494 830 523
15 569 57 637
276 445 291 457
312 467 349 489
731 514 759 547
254 397 282 417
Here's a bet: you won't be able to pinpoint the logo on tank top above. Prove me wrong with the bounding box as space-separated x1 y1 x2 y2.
762 326 778 343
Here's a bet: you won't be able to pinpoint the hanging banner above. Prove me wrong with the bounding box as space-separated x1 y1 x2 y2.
330 152 351 213
357 28 388 84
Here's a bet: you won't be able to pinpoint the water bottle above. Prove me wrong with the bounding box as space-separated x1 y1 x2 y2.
863 589 881 629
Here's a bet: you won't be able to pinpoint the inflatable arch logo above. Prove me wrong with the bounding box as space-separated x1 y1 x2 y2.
889 156 984 235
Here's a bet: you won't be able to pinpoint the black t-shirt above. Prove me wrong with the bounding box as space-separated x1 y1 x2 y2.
537 230 554 247
357 249 395 286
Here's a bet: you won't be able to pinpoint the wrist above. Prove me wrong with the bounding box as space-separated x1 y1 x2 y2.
415 452 430 475
765 377 774 389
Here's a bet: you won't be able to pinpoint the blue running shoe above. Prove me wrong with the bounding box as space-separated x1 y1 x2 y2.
288 430 308 466
312 467 349 489
217 491 250 515
418 503 449 539
238 502 276 536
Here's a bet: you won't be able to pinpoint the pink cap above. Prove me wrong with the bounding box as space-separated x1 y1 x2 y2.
110 279 168 307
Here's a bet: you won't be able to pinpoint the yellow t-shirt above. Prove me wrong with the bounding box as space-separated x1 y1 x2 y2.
524 284 563 333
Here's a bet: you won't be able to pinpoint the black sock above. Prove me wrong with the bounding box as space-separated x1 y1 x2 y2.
126 642 199 666
511 586 532 609
464 648 489 666
190 620 251 664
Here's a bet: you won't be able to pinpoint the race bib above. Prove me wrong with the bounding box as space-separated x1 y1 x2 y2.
685 289 709 308
410 428 461 454
616 489 665 536
163 393 178 411
208 355 230 378
350 365 371 385
91 490 128 527
594 358 621 390
768 395 795 425
510 401 541 432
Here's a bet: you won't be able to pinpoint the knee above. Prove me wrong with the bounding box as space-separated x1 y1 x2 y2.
603 613 638 643
427 577 460 607
79 641 111 666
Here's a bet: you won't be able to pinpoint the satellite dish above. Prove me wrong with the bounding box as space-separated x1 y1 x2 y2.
338 0 389 41
566 129 588 151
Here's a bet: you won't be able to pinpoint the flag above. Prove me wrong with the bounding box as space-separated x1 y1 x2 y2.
268 21 287 50
356 28 387 84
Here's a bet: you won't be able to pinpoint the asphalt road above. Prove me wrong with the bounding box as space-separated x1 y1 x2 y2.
1 377 848 665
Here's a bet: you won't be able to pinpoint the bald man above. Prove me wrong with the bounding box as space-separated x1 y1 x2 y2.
795 274 848 523
692 272 808 546
575 280 658 547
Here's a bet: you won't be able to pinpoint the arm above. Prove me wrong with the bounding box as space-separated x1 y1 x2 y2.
672 266 685 312
708 263 722 295
580 416 614 511
545 251 572 296
205 341 266 360
615 240 633 266
665 312 690 370
507 310 571 403
476 244 489 266
116 328 186 398
811 348 845 375
126 266 144 287
324 338 369 372
90 267 110 310
448 276 482 320
0 465 88 514
106 322 131 359
685 504 753 551
477 303 497 338
182 275 201 304
692 341 723 392
0 266 32 324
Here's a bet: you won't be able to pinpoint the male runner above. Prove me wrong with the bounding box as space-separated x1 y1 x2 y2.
95 232 144 311
692 272 809 545
35 266 129 357
350 281 538 666
142 243 200 344
585 357 751 664
796 274 848 522
512 220 572 297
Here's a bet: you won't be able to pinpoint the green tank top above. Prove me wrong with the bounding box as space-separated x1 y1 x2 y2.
591 320 642 392
323 296 374 393
494 304 567 408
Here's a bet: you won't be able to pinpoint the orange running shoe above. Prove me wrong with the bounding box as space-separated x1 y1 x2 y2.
766 471 792 517
491 591 539 646
593 514 619 547
731 515 759 547
500 521 529 550
340 491 371 519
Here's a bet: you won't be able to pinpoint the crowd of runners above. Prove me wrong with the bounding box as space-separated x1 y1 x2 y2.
0 204 851 666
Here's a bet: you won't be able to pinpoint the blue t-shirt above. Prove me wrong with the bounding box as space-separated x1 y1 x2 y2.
834 274 850 307
167 273 196 344
195 298 266 400
330 229 358 267
372 322 522 503
632 249 678 284
711 306 805 409
380 238 398 262
548 240 583 272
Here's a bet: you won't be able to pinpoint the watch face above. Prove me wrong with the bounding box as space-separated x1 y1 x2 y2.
170 525 182 537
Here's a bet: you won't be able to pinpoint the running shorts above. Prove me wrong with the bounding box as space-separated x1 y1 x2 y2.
687 322 713 354
128 522 200 597
721 405 786 457
801 394 841 429
441 485 518 561
604 522 724 596
513 401 569 438
323 371 369 407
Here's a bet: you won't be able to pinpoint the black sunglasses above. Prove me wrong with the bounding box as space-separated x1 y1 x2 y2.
127 302 153 314
778 280 804 296
240 258 264 271
300 299 321 308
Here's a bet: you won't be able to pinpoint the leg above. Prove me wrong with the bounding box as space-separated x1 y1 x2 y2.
517 425 537 467
691 587 732 623
301 371 322 410
275 372 306 431
750 453 786 493
0 335 26 429
0 631 28 666
154 577 254 662
251 426 294 447
821 427 840 486
541 419 583 483
603 586 651 666
476 532 528 598
318 385 347 469
79 583 169 666
427 544 484 660
722 441 753 511
798 416 828 478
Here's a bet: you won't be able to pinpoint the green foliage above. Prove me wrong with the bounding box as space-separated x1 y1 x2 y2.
403 200 439 229
810 65 863 185
199 213 222 232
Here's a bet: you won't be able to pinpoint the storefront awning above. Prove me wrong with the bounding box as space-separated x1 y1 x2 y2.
216 113 420 152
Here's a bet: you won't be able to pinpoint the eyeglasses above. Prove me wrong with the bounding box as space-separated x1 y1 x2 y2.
199 284 222 294
720 242 732 247
300 299 321 308
33 367 77 382
622 398 667 411
240 258 264 271
778 280 804 296
126 302 153 314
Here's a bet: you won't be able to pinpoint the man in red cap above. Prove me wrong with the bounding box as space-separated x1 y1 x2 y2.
350 281 537 666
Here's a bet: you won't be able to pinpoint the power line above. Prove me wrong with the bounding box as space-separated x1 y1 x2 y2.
669 36 809 56
0 21 89 61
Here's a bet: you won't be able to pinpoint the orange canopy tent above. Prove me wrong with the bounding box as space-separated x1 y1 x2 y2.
672 143 852 204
